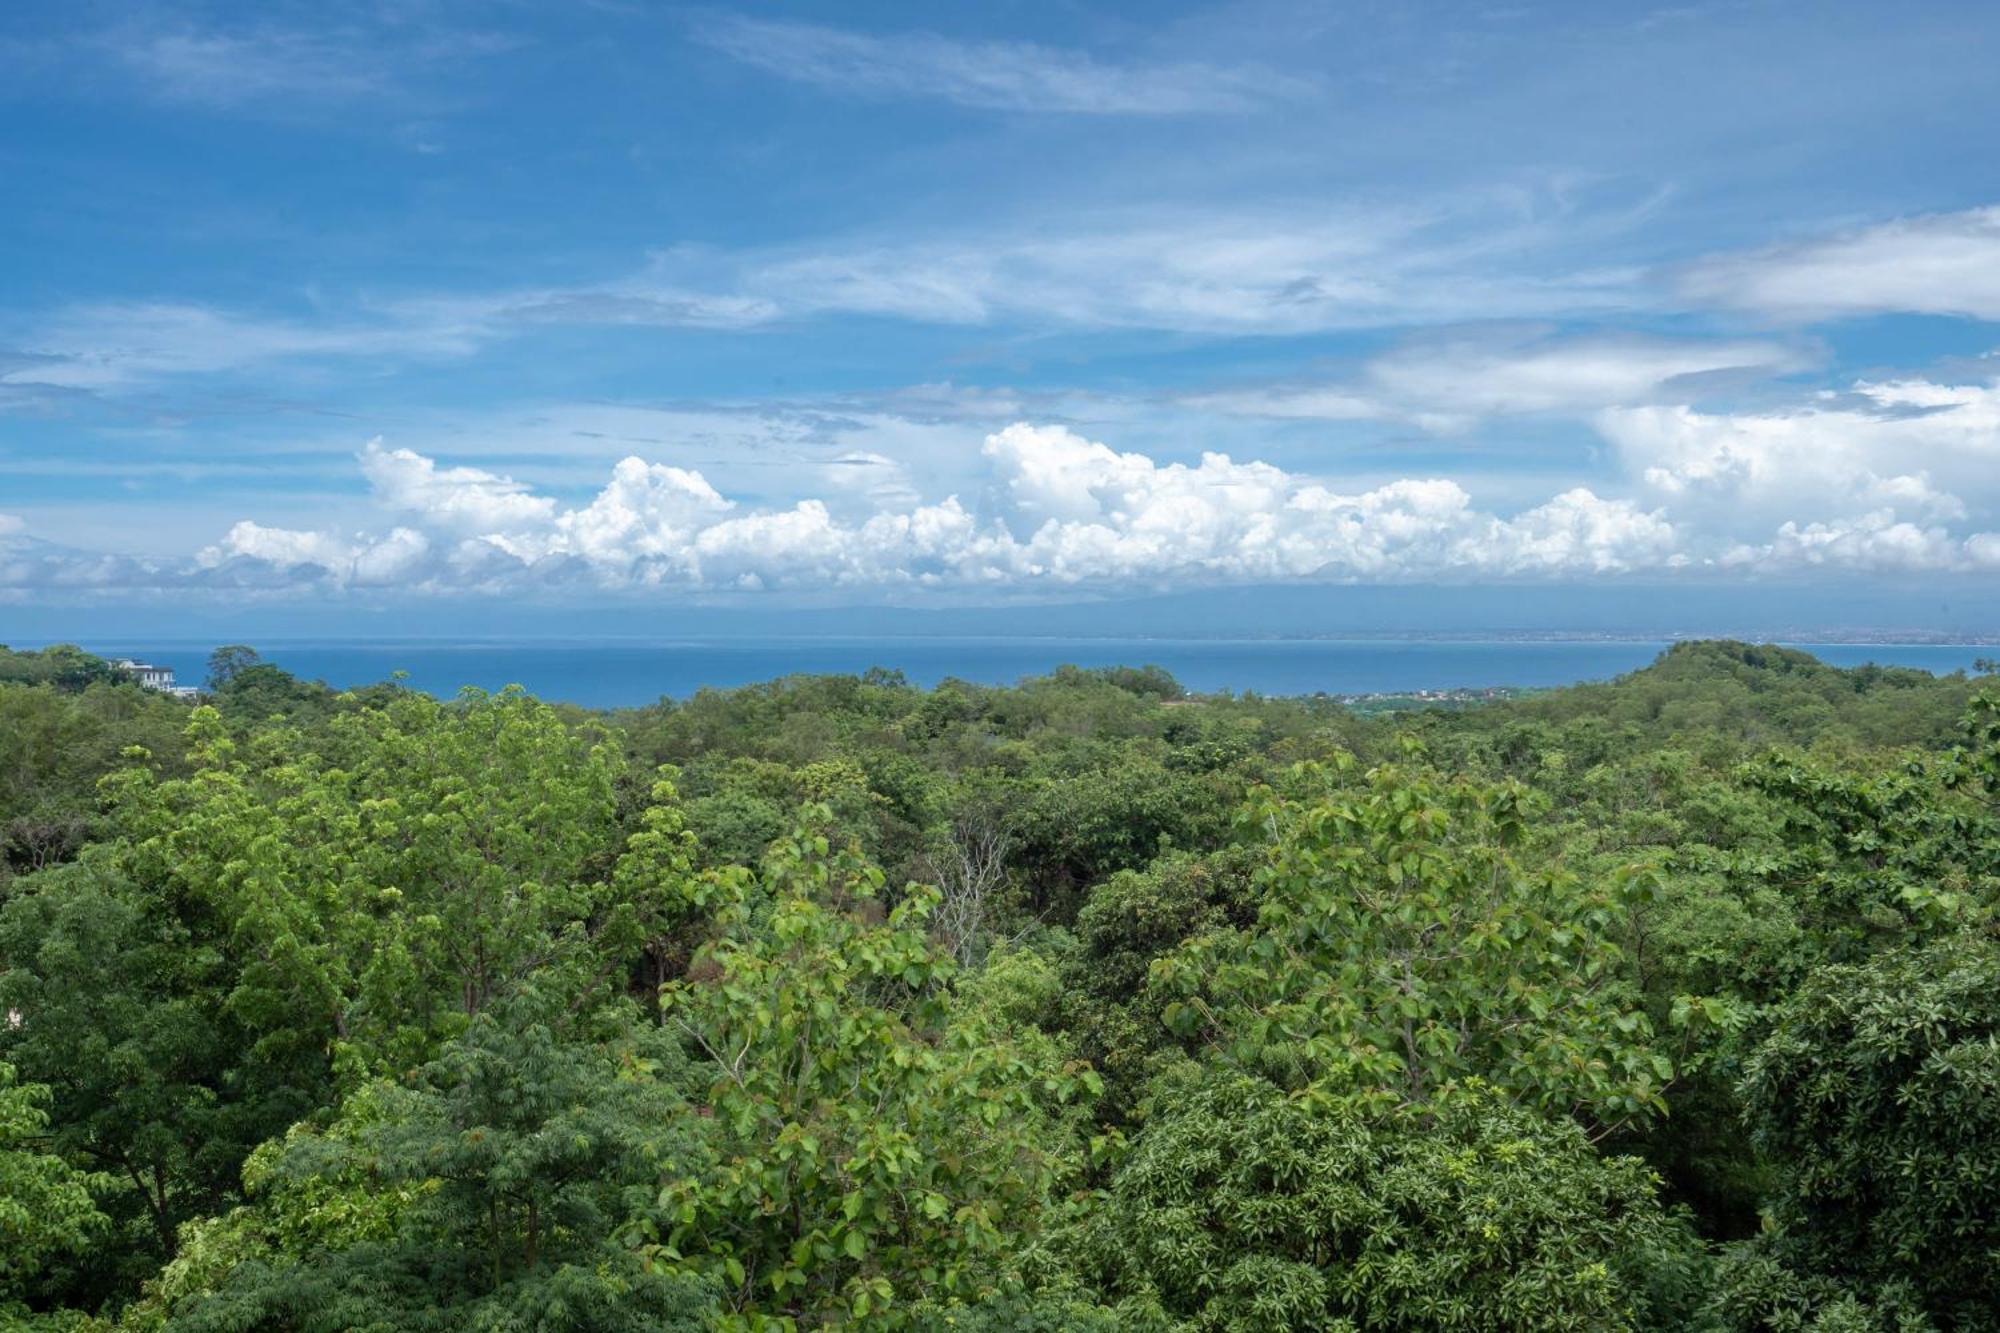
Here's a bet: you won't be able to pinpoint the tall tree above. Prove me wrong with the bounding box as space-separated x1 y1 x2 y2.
0 858 324 1281
202 646 260 693
631 809 1094 1329
108 691 682 1072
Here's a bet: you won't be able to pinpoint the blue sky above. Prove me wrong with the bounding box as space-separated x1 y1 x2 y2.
4 0 2000 632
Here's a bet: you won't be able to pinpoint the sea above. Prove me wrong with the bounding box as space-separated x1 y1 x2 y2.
53 638 1998 711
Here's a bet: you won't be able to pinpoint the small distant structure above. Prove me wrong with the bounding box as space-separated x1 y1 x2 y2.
112 658 201 699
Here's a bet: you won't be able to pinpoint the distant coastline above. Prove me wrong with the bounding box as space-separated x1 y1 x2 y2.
27 629 2000 647
27 636 1994 711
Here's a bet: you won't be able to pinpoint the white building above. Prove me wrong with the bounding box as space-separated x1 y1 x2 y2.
112 658 200 698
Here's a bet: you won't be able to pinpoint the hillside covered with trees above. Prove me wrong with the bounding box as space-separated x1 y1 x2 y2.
1 640 1996 1331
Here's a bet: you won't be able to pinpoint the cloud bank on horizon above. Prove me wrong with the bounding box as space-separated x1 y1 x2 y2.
11 377 1998 598
3 1 2000 613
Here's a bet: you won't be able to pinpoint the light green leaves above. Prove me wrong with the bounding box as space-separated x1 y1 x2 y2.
1153 760 1668 1129
634 809 1082 1328
0 1061 103 1293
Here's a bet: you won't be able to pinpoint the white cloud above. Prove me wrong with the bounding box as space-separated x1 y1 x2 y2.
1189 330 1806 426
7 303 483 391
0 514 22 540
198 521 431 588
820 452 922 512
1597 378 2000 524
349 527 432 585
1182 386 1383 422
1580 374 2000 574
1726 511 1973 574
360 440 558 535
417 288 780 334
406 201 1640 346
12 198 1994 422
169 423 1679 595
691 16 1304 114
552 457 734 562
1 206 1656 403
1486 488 1681 574
22 379 2000 598
1682 206 2000 321
1362 332 1805 419
705 209 1635 334
203 520 357 571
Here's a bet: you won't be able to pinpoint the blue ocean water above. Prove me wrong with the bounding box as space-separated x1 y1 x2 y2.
55 638 1998 710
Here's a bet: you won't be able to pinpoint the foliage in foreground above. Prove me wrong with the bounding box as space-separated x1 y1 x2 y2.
0 641 1995 1330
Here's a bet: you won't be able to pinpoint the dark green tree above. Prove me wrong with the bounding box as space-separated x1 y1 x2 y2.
0 858 325 1286
129 992 716 1332
202 645 260 693
1710 935 2000 1330
1079 1073 1705 1331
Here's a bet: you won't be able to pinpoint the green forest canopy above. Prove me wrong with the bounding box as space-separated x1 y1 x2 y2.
0 639 1996 1331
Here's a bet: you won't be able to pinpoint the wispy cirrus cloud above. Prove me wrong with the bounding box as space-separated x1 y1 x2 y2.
0 205 1652 405
690 14 1309 115
2 199 1981 424
99 23 389 105
3 302 486 392
57 9 518 111
1681 206 2000 322
1189 329 1811 429
0 287 783 402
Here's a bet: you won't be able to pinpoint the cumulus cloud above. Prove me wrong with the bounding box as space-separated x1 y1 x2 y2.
204 521 358 571
691 16 1304 114
0 514 23 540
360 440 558 535
551 457 736 567
1682 206 2000 321
199 521 432 588
1968 533 2000 569
1598 378 2000 524
1581 375 2000 575
1491 488 1682 574
19 388 2000 599
1726 512 1971 574
165 424 1678 596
